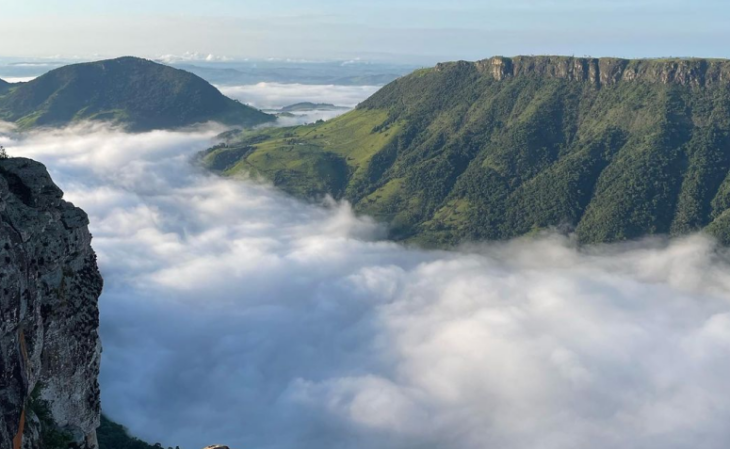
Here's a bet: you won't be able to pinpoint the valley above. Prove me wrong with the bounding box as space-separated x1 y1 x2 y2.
2 53 730 449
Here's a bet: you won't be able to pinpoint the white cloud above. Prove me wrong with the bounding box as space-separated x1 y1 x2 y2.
2 123 730 449
0 76 37 83
156 52 233 64
218 82 380 109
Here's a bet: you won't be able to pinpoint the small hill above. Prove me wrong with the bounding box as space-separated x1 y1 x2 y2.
280 102 347 112
0 78 9 95
0 57 274 131
202 56 730 246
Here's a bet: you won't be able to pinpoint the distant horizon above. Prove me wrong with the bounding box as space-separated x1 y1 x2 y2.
2 52 730 68
4 53 730 87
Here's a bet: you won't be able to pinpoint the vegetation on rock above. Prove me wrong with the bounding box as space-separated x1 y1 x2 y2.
97 415 182 449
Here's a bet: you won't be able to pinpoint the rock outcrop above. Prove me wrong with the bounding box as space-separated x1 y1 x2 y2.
433 56 730 87
0 158 102 449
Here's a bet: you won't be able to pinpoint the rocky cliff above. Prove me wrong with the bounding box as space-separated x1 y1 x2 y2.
430 56 730 87
0 158 102 449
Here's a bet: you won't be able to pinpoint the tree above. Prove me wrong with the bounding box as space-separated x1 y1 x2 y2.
0 145 7 159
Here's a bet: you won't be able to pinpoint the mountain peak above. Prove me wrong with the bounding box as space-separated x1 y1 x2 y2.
0 56 275 131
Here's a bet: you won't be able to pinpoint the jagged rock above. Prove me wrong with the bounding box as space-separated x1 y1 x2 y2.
0 158 103 449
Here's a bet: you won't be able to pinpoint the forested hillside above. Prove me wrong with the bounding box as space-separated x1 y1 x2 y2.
0 57 274 131
202 56 730 246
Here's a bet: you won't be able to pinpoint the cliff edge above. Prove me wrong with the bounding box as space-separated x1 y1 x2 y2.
0 158 102 449
431 56 730 87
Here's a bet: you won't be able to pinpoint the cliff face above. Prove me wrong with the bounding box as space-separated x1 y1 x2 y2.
429 56 730 87
0 158 102 449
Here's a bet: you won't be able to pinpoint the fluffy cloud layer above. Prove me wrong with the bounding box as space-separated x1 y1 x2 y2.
218 82 380 109
0 76 36 83
2 123 730 449
156 52 233 64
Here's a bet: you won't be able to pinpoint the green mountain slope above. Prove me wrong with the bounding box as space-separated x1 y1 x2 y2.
0 78 11 95
0 57 274 131
201 56 730 246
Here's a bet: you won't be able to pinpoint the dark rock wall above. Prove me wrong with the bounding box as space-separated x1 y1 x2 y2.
0 158 102 449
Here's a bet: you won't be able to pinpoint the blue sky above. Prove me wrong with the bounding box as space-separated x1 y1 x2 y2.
1 0 729 63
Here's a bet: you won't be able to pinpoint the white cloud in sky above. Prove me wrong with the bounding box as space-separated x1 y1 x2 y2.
1 123 730 449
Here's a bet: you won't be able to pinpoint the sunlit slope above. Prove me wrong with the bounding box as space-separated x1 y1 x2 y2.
203 56 730 246
203 109 403 198
0 57 274 131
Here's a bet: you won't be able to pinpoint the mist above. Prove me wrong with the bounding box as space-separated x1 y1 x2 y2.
218 83 380 109
2 123 730 449
0 76 36 83
218 82 381 124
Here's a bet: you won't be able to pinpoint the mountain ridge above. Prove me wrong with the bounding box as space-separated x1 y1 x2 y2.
0 57 275 131
202 55 730 247
446 56 730 87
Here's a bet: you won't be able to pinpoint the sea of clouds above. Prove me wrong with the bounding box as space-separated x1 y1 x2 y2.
0 76 37 83
218 82 380 110
1 123 730 449
218 82 381 125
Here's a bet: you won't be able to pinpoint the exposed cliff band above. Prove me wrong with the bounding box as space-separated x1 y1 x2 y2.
431 56 730 87
0 158 103 449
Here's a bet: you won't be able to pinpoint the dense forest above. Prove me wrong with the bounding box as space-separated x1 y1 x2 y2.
202 56 730 246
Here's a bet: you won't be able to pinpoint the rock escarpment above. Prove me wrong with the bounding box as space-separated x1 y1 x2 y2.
446 56 730 87
0 158 102 449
